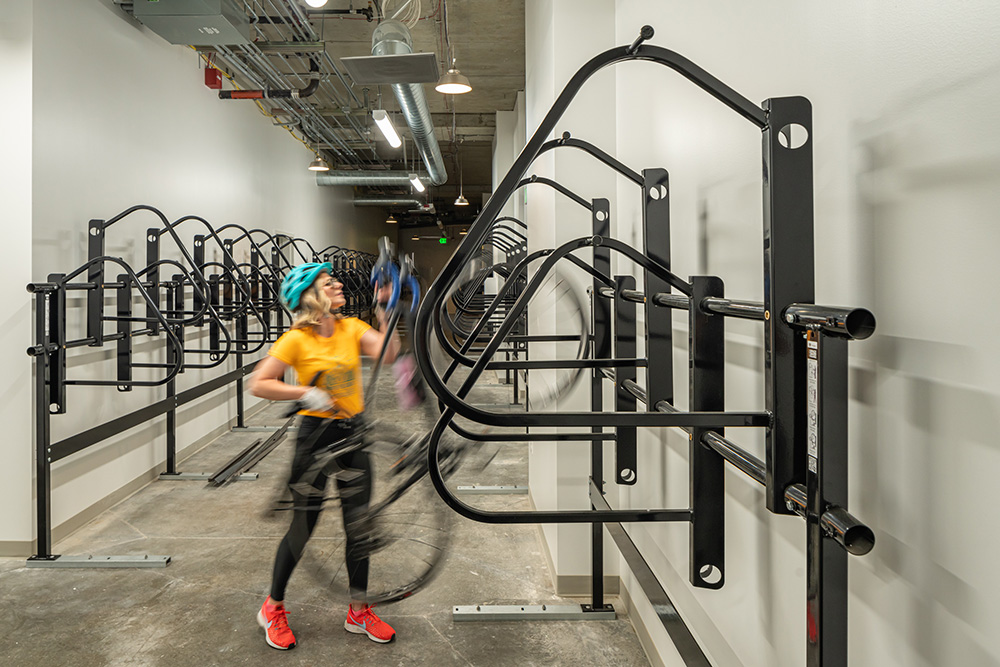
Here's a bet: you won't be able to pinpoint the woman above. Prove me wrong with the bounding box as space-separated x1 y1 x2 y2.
249 262 400 650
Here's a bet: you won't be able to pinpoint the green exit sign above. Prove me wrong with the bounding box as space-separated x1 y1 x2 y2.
439 237 447 244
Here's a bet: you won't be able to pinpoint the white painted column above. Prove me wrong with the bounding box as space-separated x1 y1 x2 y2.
524 0 618 591
0 1 35 552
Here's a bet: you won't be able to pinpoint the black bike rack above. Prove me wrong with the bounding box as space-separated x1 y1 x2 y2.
26 204 375 569
415 26 874 667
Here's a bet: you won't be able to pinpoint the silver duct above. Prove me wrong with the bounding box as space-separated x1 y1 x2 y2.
353 196 424 207
316 171 430 187
371 20 447 185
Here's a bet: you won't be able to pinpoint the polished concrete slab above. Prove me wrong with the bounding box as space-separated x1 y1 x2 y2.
1 370 649 666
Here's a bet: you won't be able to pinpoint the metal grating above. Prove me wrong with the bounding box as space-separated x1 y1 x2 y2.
340 53 440 84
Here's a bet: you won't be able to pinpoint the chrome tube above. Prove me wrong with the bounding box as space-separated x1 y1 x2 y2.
783 303 876 340
784 484 875 556
702 297 765 321
651 292 690 310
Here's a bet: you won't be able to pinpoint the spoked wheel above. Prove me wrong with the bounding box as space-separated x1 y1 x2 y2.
294 418 464 604
521 267 590 409
358 430 457 603
342 360 469 603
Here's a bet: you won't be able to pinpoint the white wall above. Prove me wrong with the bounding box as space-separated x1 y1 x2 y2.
526 1 1000 665
0 0 395 552
488 91 527 295
0 0 36 553
523 0 623 590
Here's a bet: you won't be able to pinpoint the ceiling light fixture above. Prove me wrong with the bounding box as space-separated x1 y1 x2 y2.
411 235 419 241
303 0 329 8
409 173 425 193
386 214 397 224
308 154 330 171
460 228 468 235
436 67 472 95
455 143 469 205
371 110 402 148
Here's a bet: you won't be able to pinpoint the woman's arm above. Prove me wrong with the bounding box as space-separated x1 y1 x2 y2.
248 354 313 401
360 310 401 364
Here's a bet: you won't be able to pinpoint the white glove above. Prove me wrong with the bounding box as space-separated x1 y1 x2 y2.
300 386 334 413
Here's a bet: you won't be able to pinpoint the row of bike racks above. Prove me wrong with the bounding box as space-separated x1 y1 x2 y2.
443 216 528 398
415 26 875 667
26 204 375 568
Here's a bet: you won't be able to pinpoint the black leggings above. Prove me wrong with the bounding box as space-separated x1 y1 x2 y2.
269 415 372 602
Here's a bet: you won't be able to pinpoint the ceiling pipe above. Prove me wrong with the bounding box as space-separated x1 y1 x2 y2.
353 196 424 207
219 58 320 99
316 170 430 186
371 20 448 185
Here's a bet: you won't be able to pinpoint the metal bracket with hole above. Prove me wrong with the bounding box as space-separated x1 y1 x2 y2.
452 604 616 622
26 555 171 569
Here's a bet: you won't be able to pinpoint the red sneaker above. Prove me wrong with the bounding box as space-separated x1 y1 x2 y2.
257 598 296 650
345 605 396 643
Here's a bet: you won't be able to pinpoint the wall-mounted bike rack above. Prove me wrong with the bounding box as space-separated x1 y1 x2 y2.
415 26 874 667
26 204 375 569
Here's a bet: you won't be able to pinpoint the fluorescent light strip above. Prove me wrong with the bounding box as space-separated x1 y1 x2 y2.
372 110 402 148
409 173 425 192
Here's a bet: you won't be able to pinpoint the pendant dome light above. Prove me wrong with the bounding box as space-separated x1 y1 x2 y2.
454 142 469 205
308 153 330 171
436 67 472 95
435 6 471 95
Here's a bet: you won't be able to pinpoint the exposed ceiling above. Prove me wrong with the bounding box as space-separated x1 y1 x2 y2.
129 0 526 230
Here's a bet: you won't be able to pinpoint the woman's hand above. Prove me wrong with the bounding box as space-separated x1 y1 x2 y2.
375 284 394 310
300 386 335 413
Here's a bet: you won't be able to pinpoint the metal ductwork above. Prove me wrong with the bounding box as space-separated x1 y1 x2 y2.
316 171 430 187
371 20 447 186
353 196 424 207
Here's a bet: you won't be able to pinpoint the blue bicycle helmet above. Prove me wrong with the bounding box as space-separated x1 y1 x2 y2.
280 262 333 310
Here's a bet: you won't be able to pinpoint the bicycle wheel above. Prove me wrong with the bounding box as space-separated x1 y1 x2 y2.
359 433 454 603
521 267 590 409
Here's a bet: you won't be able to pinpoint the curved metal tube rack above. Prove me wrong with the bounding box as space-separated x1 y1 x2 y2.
26 204 375 567
414 27 874 667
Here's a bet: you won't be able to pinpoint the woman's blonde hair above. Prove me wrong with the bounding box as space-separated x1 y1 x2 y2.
291 274 342 329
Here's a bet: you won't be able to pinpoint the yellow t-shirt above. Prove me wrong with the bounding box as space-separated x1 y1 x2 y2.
268 318 372 418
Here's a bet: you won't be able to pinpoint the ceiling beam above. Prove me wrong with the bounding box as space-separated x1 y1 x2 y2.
195 42 327 54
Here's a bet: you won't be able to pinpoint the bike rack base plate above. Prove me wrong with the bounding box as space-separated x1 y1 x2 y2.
26 555 171 569
231 426 298 433
455 485 528 495
158 472 258 481
453 604 616 621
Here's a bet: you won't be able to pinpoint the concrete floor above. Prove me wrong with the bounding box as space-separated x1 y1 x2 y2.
0 370 650 666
